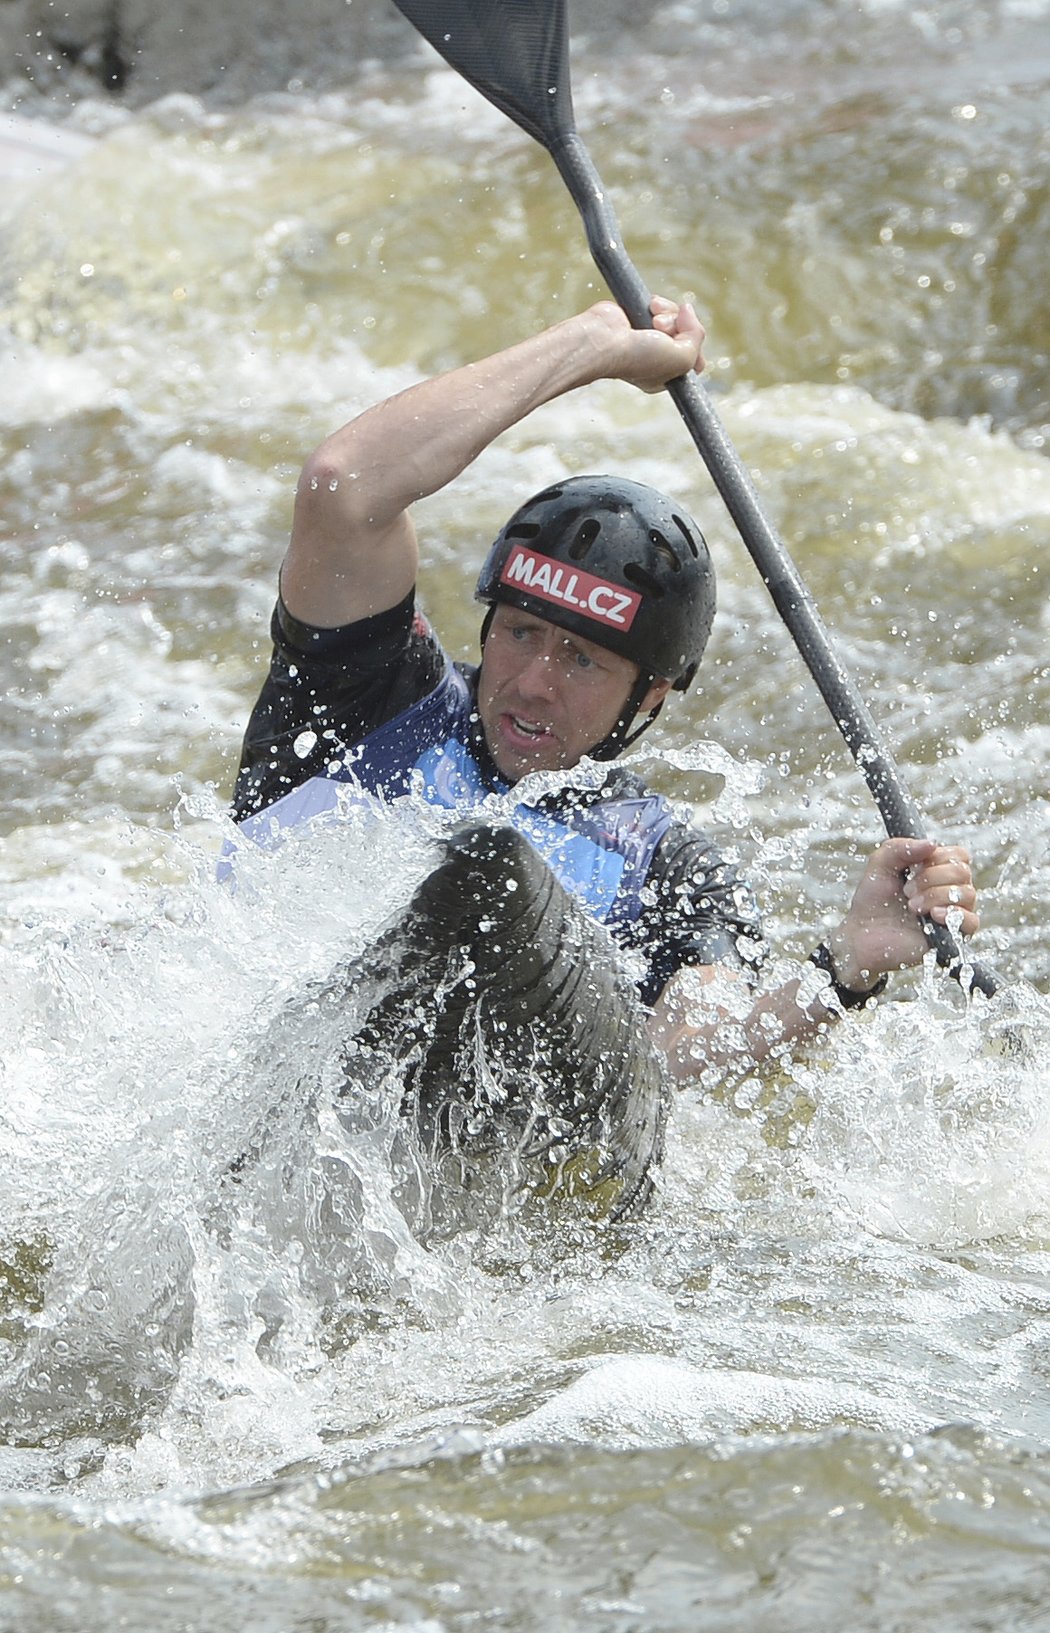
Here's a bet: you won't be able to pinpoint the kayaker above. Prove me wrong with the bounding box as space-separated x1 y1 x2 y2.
230 294 980 1089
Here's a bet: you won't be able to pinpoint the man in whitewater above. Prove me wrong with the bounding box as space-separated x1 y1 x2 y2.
230 295 979 1092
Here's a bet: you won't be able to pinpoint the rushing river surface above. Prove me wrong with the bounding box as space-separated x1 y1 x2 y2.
2 1 1050 1628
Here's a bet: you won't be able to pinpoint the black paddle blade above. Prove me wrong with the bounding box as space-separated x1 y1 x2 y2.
390 0 575 149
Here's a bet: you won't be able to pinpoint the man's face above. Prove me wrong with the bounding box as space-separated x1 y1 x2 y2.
475 604 670 783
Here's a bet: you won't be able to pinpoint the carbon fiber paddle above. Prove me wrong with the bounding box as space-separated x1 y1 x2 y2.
388 0 998 998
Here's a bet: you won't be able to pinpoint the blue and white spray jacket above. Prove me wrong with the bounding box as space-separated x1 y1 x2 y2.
233 660 675 929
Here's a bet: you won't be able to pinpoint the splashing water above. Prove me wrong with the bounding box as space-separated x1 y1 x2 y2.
4 8 1050 1623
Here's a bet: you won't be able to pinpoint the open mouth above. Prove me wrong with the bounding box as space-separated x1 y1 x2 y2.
510 714 552 741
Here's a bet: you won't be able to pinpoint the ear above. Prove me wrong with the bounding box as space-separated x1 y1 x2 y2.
640 676 672 712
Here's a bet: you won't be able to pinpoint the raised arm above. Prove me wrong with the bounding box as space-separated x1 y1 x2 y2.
280 297 705 628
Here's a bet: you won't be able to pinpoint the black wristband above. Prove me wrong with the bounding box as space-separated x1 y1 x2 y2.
808 941 888 1010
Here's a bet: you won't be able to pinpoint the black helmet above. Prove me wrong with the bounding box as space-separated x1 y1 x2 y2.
475 475 714 692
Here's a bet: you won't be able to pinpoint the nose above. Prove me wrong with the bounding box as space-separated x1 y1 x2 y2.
515 648 557 700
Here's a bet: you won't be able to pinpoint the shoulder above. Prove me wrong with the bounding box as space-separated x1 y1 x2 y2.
232 592 450 821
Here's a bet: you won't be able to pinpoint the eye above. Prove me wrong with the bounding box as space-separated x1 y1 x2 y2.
573 648 595 671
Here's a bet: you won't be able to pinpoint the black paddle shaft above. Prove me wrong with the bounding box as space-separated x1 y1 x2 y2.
552 134 919 827
388 0 998 999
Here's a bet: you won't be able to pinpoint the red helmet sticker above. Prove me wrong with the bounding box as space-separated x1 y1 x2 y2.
499 544 640 631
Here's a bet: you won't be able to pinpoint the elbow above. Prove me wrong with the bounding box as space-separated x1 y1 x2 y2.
297 446 347 511
294 444 374 537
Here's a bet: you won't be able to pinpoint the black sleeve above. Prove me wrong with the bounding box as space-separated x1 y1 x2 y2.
230 591 447 821
622 823 767 1008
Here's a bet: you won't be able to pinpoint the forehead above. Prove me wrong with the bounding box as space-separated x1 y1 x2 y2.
490 603 638 674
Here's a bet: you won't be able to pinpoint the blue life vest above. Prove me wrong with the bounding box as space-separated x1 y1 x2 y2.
233 661 674 927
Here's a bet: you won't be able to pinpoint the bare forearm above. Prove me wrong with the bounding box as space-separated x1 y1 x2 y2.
649 968 835 1089
299 308 621 537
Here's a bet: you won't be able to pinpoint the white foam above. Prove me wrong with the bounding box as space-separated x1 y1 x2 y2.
497 1353 926 1447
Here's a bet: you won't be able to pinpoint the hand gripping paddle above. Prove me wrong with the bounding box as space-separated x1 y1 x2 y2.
388 0 999 999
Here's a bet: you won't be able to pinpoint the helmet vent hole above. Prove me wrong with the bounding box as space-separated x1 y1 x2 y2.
648 529 682 572
568 518 601 560
672 514 701 558
623 563 666 599
506 522 542 540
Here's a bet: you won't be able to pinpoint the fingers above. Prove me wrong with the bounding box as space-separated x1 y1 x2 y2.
871 837 970 880
649 295 704 342
649 295 706 374
907 867 980 934
876 838 980 936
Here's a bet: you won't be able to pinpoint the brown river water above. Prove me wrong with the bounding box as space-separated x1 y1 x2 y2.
1 2 1050 1628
